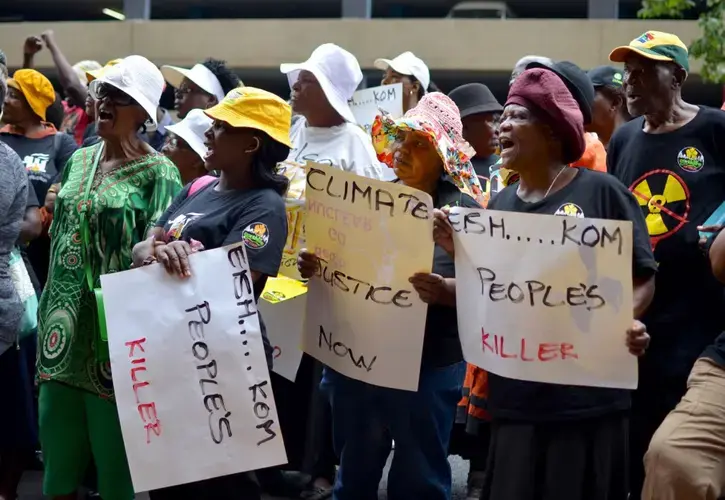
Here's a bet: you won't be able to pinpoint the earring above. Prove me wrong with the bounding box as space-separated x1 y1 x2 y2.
244 137 260 153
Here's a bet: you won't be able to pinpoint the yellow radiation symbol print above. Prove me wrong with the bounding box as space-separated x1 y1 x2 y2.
630 169 691 247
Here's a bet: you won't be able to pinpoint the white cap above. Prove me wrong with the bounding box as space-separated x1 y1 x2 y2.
280 43 362 123
165 108 213 161
91 55 165 125
161 64 225 103
374 52 431 91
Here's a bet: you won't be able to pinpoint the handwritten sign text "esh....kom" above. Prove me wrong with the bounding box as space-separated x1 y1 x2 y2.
451 208 637 390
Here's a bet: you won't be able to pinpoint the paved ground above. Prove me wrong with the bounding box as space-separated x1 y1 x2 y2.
18 455 470 499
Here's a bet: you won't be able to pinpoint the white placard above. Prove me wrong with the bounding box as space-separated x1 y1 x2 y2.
302 162 434 391
101 244 287 493
348 83 403 133
452 208 637 389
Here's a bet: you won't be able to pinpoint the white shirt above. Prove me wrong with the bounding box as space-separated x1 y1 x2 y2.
287 117 386 180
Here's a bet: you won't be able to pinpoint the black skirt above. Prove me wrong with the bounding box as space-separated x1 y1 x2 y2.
481 413 628 500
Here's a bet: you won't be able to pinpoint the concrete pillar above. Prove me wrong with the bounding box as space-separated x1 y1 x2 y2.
588 0 618 19
342 0 372 88
124 0 151 20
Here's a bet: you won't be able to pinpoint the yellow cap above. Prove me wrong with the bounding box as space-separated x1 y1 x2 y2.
609 31 689 72
86 58 123 83
205 86 292 148
7 69 55 121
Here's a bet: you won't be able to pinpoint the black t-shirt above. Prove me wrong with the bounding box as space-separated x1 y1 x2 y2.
607 107 725 382
156 180 288 367
0 132 77 202
26 181 39 209
485 167 657 421
423 179 481 367
0 131 77 288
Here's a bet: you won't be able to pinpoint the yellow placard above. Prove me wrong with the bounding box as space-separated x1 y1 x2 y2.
261 275 308 304
277 161 308 280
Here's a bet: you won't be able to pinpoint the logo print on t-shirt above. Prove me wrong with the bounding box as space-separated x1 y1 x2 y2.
676 147 705 173
165 212 204 241
242 222 270 250
629 169 691 249
554 203 585 218
23 153 50 173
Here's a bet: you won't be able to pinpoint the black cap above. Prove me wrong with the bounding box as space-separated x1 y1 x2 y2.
588 65 625 89
525 60 595 125
448 83 503 119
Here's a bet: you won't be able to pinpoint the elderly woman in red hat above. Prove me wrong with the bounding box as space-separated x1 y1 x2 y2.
297 93 484 499
435 67 656 500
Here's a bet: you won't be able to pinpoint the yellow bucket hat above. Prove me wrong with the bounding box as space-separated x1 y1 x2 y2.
86 58 124 83
205 86 292 147
7 69 55 121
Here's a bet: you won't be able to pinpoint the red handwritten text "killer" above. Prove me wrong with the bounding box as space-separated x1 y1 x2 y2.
126 337 162 444
482 329 579 362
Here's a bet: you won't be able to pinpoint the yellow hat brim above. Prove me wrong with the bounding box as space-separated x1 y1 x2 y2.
205 104 292 148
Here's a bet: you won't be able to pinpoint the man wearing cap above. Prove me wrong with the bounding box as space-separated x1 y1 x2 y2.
606 30 725 497
376 51 433 113
161 59 241 120
586 66 631 148
448 83 502 179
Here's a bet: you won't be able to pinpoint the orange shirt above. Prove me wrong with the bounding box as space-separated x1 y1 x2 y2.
570 132 607 172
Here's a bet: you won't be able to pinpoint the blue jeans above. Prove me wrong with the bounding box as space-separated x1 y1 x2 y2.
321 361 466 500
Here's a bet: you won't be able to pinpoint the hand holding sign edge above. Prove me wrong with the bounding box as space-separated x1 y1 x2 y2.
433 208 455 258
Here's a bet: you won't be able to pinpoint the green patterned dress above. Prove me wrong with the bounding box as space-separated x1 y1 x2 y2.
38 143 182 399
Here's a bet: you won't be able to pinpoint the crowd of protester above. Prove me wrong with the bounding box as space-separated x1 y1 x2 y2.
0 26 724 500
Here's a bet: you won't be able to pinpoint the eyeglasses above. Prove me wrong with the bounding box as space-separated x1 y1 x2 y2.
89 82 136 107
175 85 204 98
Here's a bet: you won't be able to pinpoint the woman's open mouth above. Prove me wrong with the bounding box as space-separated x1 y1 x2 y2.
97 108 114 122
499 137 515 152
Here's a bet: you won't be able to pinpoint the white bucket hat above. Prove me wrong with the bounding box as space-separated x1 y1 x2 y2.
90 55 165 125
161 63 225 103
165 108 212 161
280 43 362 124
374 51 431 91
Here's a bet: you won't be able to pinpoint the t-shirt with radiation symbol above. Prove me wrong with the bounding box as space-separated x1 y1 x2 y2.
485 167 656 421
608 106 725 377
155 179 288 367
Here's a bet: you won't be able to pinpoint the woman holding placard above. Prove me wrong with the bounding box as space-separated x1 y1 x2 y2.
297 92 484 499
433 68 656 500
133 86 290 500
36 56 181 500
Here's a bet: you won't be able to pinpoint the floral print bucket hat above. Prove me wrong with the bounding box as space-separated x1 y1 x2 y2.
371 92 485 204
